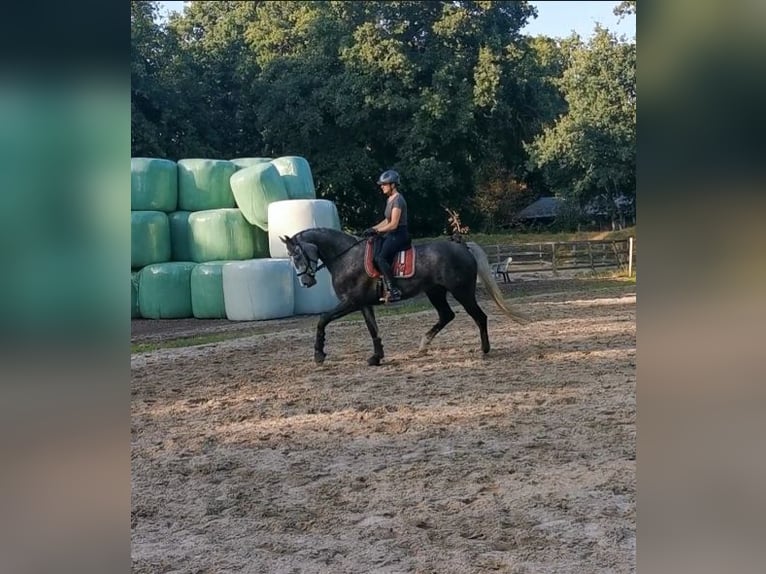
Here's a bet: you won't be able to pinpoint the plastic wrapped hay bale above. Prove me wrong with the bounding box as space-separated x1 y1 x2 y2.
131 211 171 269
177 159 237 211
293 267 340 315
191 261 232 319
229 162 288 230
267 199 342 258
270 156 316 200
251 225 270 259
222 259 294 321
138 262 196 319
131 158 178 212
188 208 255 263
168 211 193 262
131 271 141 318
231 157 273 170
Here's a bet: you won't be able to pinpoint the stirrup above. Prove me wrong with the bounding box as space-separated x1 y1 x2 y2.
380 288 402 303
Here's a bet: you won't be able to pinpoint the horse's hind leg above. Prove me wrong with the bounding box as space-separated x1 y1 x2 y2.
419 286 456 354
452 289 490 354
360 306 384 366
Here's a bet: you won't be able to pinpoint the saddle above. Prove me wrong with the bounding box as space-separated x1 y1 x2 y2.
364 240 416 279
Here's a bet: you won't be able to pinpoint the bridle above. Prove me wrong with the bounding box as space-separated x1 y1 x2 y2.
291 236 368 279
292 243 319 279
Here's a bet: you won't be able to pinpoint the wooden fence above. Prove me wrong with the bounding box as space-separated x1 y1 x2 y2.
482 237 636 280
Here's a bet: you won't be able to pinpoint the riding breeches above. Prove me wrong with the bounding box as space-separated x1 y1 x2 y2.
373 227 411 268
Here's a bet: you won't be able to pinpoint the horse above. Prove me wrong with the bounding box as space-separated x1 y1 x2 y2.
280 228 528 366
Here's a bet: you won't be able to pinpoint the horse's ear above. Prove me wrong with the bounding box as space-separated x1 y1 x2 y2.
280 235 291 245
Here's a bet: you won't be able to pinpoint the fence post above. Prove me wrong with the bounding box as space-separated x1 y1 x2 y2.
587 241 594 272
628 237 634 277
551 242 557 274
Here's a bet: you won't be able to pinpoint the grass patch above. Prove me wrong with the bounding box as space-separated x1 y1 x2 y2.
132 330 267 354
414 226 636 246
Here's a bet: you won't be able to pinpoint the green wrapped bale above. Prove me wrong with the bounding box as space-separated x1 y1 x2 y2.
177 159 237 211
138 262 196 319
229 162 288 230
191 261 232 319
270 156 316 200
168 211 193 262
231 157 273 170
131 211 171 269
251 225 270 259
131 271 141 318
131 158 178 212
188 208 254 263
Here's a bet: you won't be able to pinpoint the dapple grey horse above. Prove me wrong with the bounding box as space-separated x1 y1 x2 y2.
281 228 527 366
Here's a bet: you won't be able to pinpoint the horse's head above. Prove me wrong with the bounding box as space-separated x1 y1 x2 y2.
281 234 320 287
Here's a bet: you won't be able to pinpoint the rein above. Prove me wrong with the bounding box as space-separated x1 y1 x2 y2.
294 235 368 277
313 236 367 272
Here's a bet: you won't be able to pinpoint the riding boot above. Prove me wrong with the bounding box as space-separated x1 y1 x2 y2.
378 265 402 303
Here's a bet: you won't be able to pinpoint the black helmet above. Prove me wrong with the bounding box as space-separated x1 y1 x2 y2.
377 170 400 185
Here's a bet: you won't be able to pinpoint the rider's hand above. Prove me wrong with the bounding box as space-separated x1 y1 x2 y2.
362 228 378 238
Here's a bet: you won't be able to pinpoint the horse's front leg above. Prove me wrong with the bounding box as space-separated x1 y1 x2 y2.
360 306 384 366
314 300 358 365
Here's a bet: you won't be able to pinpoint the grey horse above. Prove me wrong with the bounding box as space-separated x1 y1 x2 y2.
281 228 527 366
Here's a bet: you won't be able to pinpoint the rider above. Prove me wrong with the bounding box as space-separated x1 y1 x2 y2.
362 169 411 302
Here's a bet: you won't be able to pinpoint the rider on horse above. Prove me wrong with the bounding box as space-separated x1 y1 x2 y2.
362 170 411 303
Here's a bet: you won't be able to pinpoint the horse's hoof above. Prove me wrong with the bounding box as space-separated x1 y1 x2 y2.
367 355 381 366
314 351 326 365
416 348 429 356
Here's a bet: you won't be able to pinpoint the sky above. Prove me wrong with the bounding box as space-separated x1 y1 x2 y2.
156 1 636 40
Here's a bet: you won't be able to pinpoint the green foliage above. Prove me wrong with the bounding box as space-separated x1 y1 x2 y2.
525 26 635 229
131 1 635 235
614 1 637 18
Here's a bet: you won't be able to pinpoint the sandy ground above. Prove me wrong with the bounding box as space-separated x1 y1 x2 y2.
131 279 636 573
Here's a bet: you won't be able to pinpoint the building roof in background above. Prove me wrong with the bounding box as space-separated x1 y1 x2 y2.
516 196 563 219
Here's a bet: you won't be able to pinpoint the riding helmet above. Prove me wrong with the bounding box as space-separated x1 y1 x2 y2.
377 170 400 185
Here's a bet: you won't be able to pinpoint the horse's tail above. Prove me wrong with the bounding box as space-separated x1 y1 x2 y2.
466 242 530 324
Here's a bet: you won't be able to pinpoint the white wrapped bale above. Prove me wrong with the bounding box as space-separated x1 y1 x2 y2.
138 262 196 319
131 211 171 269
131 158 178 212
177 159 237 211
222 259 294 321
270 156 316 200
188 208 255 263
267 199 342 258
229 162 288 230
293 267 340 315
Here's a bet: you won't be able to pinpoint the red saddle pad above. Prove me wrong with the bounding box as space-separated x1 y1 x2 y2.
364 240 416 278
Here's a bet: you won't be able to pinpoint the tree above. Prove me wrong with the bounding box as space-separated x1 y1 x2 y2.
243 1 540 233
131 1 168 156
131 2 636 235
614 1 636 18
525 26 635 229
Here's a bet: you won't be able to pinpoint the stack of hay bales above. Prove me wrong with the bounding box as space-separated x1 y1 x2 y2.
131 155 341 322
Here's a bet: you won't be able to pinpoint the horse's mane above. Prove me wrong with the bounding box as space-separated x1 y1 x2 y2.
295 227 359 248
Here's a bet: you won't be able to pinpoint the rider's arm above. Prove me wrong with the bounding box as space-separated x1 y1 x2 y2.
374 207 401 233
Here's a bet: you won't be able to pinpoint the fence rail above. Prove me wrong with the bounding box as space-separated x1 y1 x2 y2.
482 237 636 280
